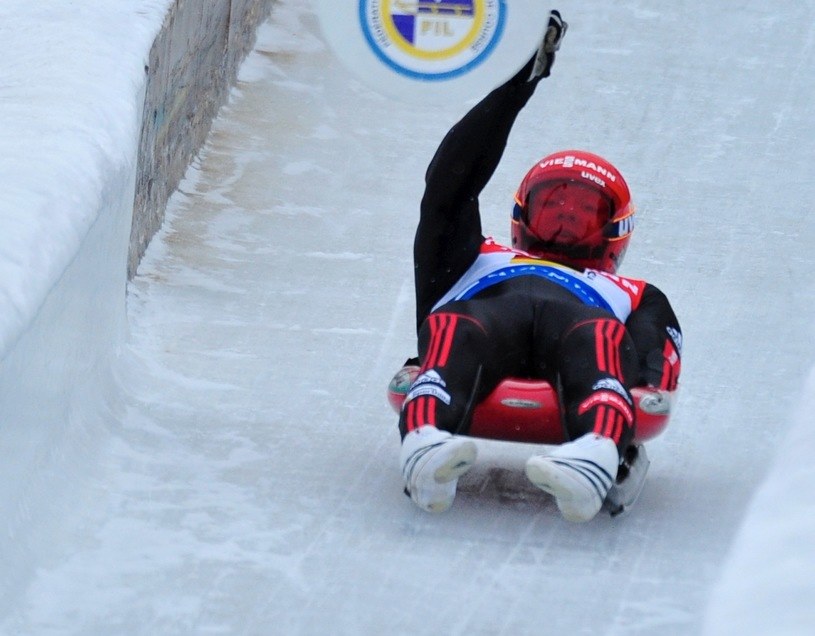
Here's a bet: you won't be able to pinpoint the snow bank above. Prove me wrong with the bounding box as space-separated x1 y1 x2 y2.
0 0 271 611
0 0 172 360
703 367 815 634
0 0 172 607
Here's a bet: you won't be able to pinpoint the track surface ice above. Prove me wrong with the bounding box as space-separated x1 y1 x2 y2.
5 1 815 633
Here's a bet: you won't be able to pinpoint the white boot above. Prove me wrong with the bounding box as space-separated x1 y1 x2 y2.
400 426 477 513
525 433 619 522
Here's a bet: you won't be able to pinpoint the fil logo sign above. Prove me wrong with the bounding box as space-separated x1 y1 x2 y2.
359 0 506 81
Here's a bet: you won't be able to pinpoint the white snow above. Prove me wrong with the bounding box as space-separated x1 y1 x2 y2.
704 368 815 635
0 0 172 358
1 0 814 634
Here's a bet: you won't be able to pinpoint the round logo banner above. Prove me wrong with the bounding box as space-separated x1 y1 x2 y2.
360 0 505 80
317 0 552 104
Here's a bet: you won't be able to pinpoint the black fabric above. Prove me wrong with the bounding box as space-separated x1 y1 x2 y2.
399 278 638 451
414 72 537 330
405 59 682 449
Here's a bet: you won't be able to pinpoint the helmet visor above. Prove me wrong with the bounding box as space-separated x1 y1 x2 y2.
525 180 613 249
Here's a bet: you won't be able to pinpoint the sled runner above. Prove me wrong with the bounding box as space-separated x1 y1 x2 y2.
388 363 675 515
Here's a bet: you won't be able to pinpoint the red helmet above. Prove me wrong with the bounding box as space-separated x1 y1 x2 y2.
511 150 634 273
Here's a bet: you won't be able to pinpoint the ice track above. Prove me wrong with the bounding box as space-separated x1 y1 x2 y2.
4 1 815 633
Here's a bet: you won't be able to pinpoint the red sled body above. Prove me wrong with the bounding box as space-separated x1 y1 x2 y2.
387 365 672 444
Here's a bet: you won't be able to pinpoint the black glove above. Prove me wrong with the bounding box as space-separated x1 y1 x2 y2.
528 10 568 82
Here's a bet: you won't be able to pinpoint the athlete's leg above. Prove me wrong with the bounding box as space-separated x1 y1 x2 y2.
526 304 639 522
399 297 530 512
399 300 530 439
557 316 639 452
399 312 486 438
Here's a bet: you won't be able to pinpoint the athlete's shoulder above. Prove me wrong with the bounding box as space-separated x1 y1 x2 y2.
586 269 648 309
480 237 516 254
480 237 559 263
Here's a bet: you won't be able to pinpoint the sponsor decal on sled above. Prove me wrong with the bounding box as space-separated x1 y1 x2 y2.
500 397 542 409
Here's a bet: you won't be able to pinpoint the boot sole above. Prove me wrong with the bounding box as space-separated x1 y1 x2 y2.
525 459 580 498
525 458 601 522
433 440 477 484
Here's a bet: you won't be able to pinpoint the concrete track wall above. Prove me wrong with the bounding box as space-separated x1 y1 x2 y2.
130 0 275 278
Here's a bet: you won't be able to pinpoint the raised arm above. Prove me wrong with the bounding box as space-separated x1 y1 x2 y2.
413 11 568 329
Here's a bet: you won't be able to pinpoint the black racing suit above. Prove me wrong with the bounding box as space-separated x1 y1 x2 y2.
398 60 682 455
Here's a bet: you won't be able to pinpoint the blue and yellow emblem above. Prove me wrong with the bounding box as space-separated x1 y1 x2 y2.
359 0 506 80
